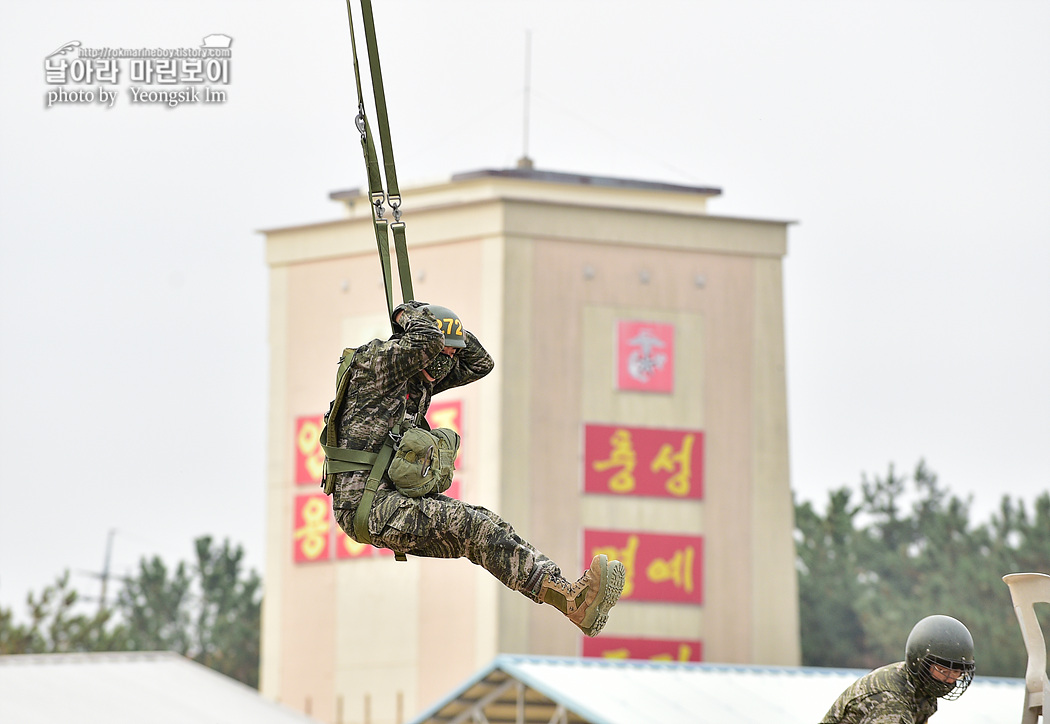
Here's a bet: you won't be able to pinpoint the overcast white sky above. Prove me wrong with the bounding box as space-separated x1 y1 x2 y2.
1 0 1048 615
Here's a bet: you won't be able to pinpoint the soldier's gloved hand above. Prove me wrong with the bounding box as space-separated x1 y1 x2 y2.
392 300 431 331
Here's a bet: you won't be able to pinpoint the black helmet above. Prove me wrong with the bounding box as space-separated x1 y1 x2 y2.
423 304 467 349
905 615 975 700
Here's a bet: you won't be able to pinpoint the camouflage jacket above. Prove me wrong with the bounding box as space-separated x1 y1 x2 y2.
329 303 494 512
821 662 937 724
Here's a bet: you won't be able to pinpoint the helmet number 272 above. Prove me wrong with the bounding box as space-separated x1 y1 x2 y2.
439 318 463 337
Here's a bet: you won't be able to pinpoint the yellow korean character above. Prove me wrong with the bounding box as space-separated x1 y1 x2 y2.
650 433 695 496
646 545 695 593
592 428 637 493
294 497 330 560
296 418 325 482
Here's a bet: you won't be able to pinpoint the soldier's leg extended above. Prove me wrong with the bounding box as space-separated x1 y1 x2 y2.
338 491 625 636
341 491 547 590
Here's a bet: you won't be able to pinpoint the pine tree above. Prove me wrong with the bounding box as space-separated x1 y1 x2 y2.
795 461 1050 677
0 536 262 688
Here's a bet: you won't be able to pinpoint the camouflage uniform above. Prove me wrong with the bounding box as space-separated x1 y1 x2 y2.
331 303 552 597
821 662 937 724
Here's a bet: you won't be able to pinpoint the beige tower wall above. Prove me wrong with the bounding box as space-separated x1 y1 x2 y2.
260 173 799 724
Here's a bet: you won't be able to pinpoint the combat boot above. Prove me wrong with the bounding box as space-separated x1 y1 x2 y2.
538 554 626 637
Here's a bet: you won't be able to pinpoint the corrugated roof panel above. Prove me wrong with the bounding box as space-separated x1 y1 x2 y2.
413 655 1025 724
0 652 322 724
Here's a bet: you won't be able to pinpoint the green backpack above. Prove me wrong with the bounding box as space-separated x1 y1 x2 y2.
387 426 460 497
319 349 378 496
318 347 397 554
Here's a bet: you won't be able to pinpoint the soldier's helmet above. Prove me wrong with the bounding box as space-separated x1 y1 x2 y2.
905 615 975 700
424 304 467 349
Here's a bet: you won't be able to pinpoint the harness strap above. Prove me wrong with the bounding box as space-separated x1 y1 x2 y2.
391 222 412 303
322 445 378 465
351 438 394 547
320 443 377 474
351 426 408 561
324 428 406 562
360 0 400 201
373 219 394 321
343 0 413 328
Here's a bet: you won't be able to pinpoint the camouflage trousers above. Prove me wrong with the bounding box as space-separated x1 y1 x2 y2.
335 489 553 598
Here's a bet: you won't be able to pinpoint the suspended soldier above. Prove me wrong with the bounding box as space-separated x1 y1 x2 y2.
320 301 626 636
820 614 975 723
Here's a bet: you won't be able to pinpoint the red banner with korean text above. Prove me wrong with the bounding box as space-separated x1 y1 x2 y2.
293 494 332 563
584 530 703 604
617 320 674 393
584 424 703 499
583 636 702 662
295 415 325 486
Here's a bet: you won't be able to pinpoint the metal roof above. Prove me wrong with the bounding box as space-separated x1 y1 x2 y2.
329 167 723 203
0 651 322 724
410 655 1024 724
449 168 722 197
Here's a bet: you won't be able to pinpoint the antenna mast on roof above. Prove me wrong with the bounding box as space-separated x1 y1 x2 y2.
77 528 119 615
517 29 534 170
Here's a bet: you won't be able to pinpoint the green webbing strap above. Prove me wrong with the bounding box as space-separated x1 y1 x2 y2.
352 436 409 561
392 222 412 302
345 0 365 117
357 0 412 306
374 219 394 320
344 0 412 328
320 434 374 494
319 442 377 473
345 1 395 322
363 123 386 203
344 1 384 199
351 426 398 546
360 0 400 200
